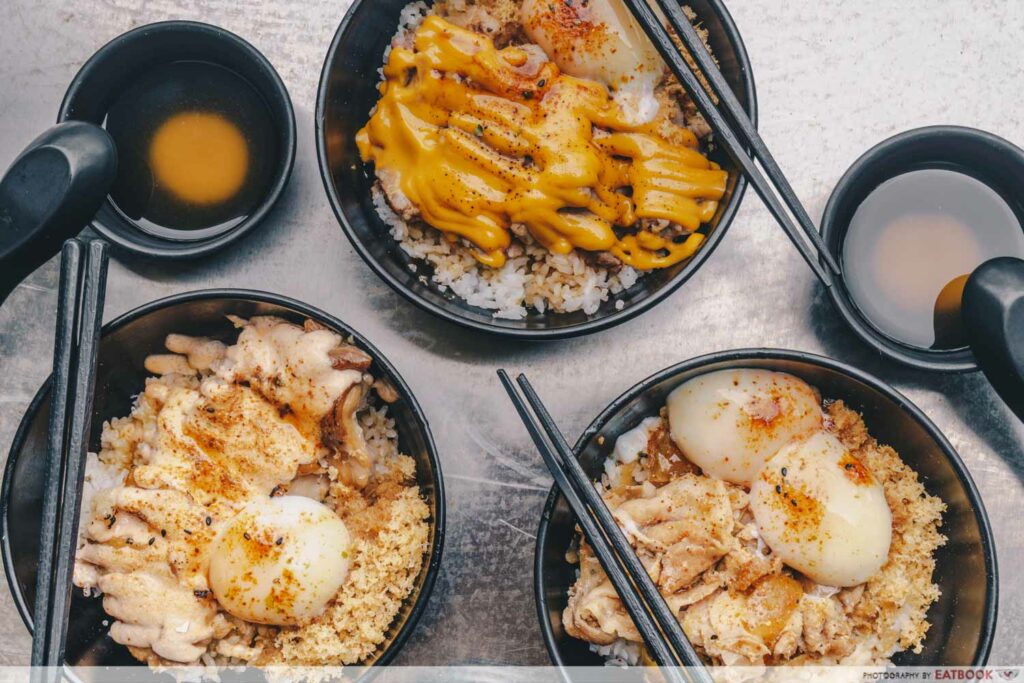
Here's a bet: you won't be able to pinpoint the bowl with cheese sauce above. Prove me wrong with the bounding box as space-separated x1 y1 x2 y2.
316 0 756 338
59 21 296 259
1 290 445 674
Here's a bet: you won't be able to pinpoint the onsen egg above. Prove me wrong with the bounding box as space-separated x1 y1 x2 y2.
750 431 892 587
521 0 664 124
208 496 352 625
666 369 823 485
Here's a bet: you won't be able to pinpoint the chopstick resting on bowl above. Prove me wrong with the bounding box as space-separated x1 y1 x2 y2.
619 0 841 288
30 239 109 682
498 370 712 683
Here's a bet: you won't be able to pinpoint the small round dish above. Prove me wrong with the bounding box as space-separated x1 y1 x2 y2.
820 126 1024 372
535 349 997 669
60 21 297 260
1 290 445 672
315 0 756 339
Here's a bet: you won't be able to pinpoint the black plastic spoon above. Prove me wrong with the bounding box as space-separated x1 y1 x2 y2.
963 256 1024 421
0 121 117 305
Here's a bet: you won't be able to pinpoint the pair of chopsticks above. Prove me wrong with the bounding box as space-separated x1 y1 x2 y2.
498 371 712 683
620 0 842 288
30 239 109 680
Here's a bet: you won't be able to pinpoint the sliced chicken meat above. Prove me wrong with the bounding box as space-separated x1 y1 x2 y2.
563 542 643 645
76 486 230 663
612 474 735 593
562 474 734 644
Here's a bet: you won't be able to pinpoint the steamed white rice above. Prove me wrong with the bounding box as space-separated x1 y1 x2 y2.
373 187 639 319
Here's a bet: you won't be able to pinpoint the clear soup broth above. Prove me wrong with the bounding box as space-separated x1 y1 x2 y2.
842 168 1024 350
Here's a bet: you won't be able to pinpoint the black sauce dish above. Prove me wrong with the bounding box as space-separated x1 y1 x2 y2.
535 349 997 670
59 21 296 260
821 126 1024 372
316 0 756 339
0 290 445 673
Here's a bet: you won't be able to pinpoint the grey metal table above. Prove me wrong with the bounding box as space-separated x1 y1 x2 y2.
1 0 1022 667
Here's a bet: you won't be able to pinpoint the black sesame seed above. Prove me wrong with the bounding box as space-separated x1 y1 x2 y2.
125 538 133 545
775 484 782 494
205 516 212 526
194 590 210 599
148 538 156 546
791 499 798 506
206 406 215 413
781 467 788 477
183 529 192 535
522 91 533 100
844 463 854 470
161 529 167 537
537 78 547 87
244 532 251 541
275 537 284 546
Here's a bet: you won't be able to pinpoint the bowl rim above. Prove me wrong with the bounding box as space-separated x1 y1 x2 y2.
533 347 998 667
314 0 758 339
0 288 446 670
820 124 1024 373
58 20 298 260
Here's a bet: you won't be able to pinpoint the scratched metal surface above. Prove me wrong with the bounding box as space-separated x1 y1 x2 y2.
1 0 1023 667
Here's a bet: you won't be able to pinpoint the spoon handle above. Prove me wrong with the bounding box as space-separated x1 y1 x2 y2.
963 256 1024 421
0 121 117 305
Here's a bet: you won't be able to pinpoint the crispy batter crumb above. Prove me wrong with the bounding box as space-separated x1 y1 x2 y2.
827 401 946 656
264 459 431 665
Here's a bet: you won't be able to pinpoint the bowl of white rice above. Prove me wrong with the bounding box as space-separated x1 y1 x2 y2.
315 0 757 338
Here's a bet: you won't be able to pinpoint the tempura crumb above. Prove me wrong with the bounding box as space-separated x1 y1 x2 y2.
266 462 431 665
827 401 946 655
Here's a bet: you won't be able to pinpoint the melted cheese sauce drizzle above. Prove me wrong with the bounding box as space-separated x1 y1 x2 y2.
356 16 727 270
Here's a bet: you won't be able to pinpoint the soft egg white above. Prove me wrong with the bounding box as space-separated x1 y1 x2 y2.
521 0 664 124
666 369 823 485
208 496 351 625
750 431 892 587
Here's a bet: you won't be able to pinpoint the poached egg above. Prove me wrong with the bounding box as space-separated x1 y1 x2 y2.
665 369 823 485
750 431 892 587
521 0 665 124
208 496 352 625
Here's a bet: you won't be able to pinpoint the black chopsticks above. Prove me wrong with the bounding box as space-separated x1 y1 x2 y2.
498 371 712 683
619 0 842 288
30 239 108 680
